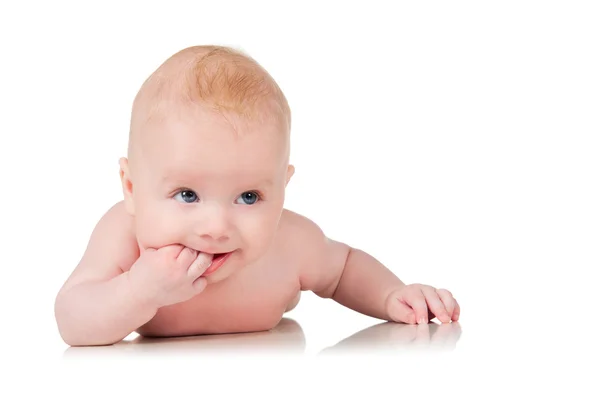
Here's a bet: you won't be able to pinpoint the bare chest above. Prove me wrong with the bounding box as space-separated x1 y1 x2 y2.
135 251 300 337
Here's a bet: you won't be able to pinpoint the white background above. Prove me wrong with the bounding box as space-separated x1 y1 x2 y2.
1 0 598 397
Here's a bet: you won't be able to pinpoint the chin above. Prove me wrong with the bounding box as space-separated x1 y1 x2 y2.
204 272 228 285
204 264 240 285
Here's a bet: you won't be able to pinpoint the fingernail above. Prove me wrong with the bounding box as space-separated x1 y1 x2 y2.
419 317 427 324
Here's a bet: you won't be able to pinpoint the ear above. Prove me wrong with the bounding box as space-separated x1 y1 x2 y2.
285 164 295 186
119 157 135 215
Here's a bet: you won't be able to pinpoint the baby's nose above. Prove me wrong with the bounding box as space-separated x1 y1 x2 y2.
195 205 231 242
199 228 229 242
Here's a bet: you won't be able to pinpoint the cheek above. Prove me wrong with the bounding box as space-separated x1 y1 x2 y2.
239 205 282 256
133 199 186 249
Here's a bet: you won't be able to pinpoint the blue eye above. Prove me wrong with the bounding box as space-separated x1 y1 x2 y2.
174 190 198 203
236 191 260 205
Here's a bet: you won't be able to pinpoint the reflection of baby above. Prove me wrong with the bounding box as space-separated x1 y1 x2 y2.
54 45 460 346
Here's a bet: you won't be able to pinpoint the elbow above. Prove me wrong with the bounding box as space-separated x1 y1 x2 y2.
312 242 352 300
54 291 117 347
54 293 82 347
57 323 119 347
329 245 353 300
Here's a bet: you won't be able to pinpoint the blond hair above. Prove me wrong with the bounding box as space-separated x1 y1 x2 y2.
129 45 291 152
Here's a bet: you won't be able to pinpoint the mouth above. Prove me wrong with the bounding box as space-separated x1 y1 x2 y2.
202 251 234 276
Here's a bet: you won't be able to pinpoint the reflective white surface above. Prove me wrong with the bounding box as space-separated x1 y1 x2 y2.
61 317 462 358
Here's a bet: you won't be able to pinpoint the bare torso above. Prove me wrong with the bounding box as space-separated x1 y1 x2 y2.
124 210 303 338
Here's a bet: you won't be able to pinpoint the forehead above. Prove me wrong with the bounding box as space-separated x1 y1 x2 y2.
141 109 287 183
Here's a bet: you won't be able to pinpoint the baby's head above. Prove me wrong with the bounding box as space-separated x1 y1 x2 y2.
119 45 294 283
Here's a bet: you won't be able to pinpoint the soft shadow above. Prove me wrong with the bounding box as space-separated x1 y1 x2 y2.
63 317 305 358
319 321 462 355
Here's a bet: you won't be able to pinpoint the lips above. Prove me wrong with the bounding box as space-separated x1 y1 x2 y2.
202 251 233 276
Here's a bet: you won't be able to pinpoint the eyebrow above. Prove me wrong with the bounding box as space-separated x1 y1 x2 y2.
159 173 273 188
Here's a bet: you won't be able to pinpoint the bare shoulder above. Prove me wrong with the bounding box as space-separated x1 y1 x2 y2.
278 208 320 233
57 200 139 294
276 208 327 246
277 209 351 297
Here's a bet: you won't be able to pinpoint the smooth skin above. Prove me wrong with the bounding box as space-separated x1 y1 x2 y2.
54 45 460 346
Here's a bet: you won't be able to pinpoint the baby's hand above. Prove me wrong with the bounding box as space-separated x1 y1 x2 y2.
126 245 214 309
385 284 460 325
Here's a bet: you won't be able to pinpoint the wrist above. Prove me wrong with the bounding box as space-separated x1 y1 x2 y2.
124 271 161 313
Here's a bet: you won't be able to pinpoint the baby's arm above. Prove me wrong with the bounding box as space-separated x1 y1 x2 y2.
288 211 405 322
292 211 458 324
54 201 157 346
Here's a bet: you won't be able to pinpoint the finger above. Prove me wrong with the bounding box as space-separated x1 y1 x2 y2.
452 299 460 321
192 276 208 292
187 252 214 279
388 298 417 324
436 289 455 320
160 244 185 257
140 247 157 258
177 247 198 267
422 287 451 323
404 288 429 325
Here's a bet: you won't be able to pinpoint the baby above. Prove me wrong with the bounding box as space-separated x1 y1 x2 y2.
54 45 460 346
